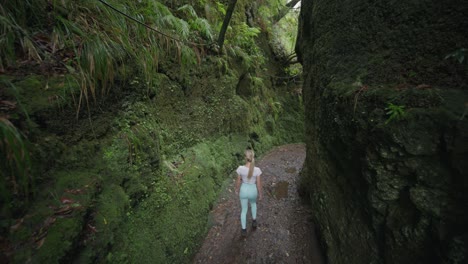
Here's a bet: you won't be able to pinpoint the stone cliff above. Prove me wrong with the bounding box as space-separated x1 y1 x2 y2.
297 0 468 263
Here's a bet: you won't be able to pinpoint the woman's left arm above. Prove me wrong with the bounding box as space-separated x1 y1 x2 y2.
235 175 241 194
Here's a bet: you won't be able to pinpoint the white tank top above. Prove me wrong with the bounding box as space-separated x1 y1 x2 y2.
236 165 262 184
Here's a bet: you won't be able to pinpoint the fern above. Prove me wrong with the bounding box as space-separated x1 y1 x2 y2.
160 15 190 40
2 0 205 114
145 1 172 18
181 45 198 67
230 22 261 48
178 4 198 20
385 103 406 124
191 18 214 41
251 76 266 91
215 1 227 15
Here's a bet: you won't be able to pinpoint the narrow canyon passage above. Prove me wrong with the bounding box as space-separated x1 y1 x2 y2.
193 144 324 264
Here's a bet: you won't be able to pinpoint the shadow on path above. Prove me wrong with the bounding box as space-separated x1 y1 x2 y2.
193 144 325 264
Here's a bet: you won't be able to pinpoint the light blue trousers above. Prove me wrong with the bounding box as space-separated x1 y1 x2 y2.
239 183 258 229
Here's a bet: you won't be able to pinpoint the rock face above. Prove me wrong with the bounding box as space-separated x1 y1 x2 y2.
297 0 468 263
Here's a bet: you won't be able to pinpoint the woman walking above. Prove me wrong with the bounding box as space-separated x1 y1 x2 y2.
235 149 263 237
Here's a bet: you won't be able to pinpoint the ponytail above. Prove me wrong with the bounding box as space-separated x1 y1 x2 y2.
245 149 255 179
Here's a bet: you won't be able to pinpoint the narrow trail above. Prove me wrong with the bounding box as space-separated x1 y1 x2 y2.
193 144 324 264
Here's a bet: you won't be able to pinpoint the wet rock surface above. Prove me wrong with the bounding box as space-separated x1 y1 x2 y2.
193 144 324 264
297 0 468 263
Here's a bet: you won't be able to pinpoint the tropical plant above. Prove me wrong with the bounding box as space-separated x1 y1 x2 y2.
385 103 406 124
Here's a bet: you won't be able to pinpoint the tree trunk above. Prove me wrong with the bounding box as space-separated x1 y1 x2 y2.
217 0 238 53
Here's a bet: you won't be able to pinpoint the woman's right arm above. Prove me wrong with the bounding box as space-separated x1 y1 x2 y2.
235 174 241 194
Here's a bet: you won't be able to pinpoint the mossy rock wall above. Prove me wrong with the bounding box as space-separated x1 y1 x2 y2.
297 0 468 263
1 51 303 263
1 0 305 261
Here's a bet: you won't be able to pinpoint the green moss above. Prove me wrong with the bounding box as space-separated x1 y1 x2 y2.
2 1 305 263
36 218 82 263
95 185 129 233
67 183 130 263
2 75 80 116
110 110 304 261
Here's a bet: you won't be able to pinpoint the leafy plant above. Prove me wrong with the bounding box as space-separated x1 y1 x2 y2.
445 48 466 64
385 103 406 124
191 18 214 41
267 98 283 121
0 117 33 214
177 5 214 41
1 0 206 116
177 4 198 20
0 4 43 70
230 23 261 48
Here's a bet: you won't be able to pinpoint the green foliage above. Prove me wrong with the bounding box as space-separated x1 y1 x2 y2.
1 0 214 112
228 22 261 48
0 117 32 216
385 103 406 124
215 1 227 15
445 48 466 64
272 8 300 53
256 0 300 71
285 63 302 76
0 3 43 70
110 136 244 263
251 75 266 92
160 15 191 40
0 0 306 263
177 4 214 41
191 18 214 41
267 98 283 121
36 218 82 263
177 4 198 19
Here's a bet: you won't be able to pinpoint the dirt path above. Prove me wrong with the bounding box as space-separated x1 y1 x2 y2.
193 144 324 264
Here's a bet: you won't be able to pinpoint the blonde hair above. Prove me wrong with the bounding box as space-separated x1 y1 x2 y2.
245 149 255 179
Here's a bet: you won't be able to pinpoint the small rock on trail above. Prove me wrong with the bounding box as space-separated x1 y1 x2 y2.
193 144 324 264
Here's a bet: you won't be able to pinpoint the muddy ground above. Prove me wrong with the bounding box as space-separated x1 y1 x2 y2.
193 144 324 264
